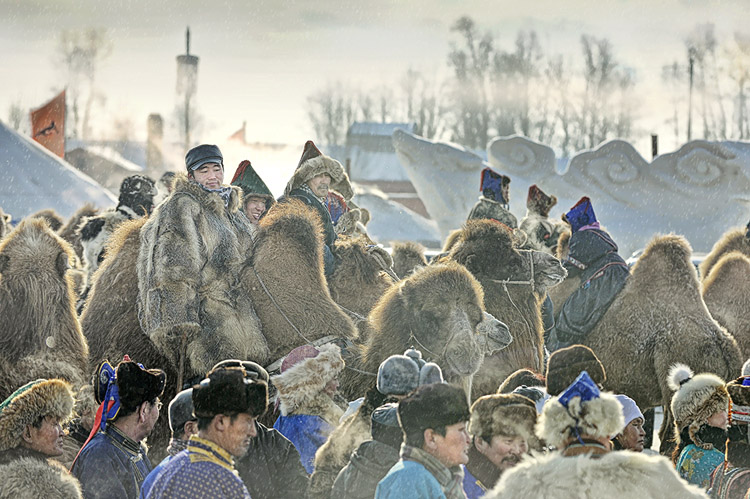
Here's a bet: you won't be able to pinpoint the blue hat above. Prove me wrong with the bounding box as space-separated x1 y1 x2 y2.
480 167 510 205
565 197 597 233
185 144 224 172
557 371 600 409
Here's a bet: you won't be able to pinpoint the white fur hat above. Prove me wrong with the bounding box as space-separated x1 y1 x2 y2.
742 358 750 378
668 363 728 449
272 343 344 416
536 372 623 448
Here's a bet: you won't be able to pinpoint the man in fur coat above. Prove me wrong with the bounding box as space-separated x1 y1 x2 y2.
280 140 354 277
0 378 82 498
137 144 270 381
487 371 706 499
548 196 629 351
467 168 518 229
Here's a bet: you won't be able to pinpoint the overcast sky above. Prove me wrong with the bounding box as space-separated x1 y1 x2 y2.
1 0 747 153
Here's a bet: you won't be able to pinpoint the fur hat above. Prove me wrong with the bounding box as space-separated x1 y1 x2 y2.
185 144 223 172
193 367 268 419
0 379 74 451
479 167 510 205
117 175 157 216
398 383 470 443
272 343 344 416
615 394 644 428
283 140 353 200
668 363 729 449
377 348 444 396
545 345 606 396
231 160 275 208
526 184 557 217
103 360 166 413
212 359 270 383
563 197 598 233
537 371 623 449
469 393 537 442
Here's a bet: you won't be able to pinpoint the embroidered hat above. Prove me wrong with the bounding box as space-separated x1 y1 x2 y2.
479 167 510 205
564 197 597 233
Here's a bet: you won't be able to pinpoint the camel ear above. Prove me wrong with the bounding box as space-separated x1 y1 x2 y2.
56 252 70 277
0 254 8 273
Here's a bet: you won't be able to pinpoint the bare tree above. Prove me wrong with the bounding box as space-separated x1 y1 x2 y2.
306 82 357 146
661 61 684 143
56 29 112 140
7 101 24 132
726 31 750 139
400 68 445 139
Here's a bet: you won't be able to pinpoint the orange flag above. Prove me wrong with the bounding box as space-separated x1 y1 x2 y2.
31 90 66 158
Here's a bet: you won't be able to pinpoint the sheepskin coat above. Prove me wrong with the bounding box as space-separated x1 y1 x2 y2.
137 175 269 375
0 447 82 498
467 196 518 229
487 450 707 499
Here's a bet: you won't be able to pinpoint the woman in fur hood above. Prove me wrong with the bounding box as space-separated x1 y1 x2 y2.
487 371 706 499
0 378 82 498
272 343 345 474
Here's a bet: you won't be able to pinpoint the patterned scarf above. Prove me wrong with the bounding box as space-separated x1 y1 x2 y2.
401 444 465 499
197 182 233 207
300 183 325 203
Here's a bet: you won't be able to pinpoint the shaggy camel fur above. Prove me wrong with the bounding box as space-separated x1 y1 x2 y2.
328 235 395 317
58 203 98 262
0 219 89 400
247 199 358 362
702 251 750 359
443 220 567 398
700 227 750 280
391 241 428 279
80 217 176 460
563 234 741 454
29 208 64 232
0 207 11 240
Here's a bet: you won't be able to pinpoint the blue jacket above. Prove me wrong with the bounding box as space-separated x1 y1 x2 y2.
376 460 446 499
139 454 174 499
71 424 153 499
273 414 334 474
462 466 486 499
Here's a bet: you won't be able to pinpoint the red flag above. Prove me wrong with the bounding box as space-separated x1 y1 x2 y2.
30 90 66 158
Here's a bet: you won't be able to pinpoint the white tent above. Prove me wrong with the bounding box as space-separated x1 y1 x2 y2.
0 120 117 222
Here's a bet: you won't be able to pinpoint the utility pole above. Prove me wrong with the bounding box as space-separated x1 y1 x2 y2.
687 48 695 142
176 27 199 153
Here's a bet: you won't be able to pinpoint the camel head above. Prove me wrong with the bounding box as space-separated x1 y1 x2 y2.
524 249 567 295
368 261 488 382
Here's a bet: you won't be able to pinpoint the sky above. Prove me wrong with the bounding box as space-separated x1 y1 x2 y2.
1 0 748 155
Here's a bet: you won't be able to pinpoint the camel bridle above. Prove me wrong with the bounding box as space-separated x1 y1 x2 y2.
488 250 536 294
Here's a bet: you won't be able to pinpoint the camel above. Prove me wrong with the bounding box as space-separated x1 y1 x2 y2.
702 251 750 359
551 232 741 453
699 227 750 280
440 220 567 398
0 219 89 400
518 184 567 255
247 200 359 362
29 208 64 232
327 235 395 317
58 203 98 263
312 261 513 498
390 241 428 279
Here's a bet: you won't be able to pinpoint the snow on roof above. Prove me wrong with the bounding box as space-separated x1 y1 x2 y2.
0 120 117 221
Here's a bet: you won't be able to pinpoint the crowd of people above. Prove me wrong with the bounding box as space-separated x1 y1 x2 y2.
1 140 749 498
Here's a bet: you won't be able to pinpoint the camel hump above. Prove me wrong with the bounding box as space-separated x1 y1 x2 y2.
391 241 427 279
700 228 750 280
630 234 697 287
1 217 76 267
703 251 750 290
259 198 322 252
667 363 693 391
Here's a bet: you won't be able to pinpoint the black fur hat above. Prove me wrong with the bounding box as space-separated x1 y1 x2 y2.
192 367 268 419
398 383 470 443
117 175 157 216
111 361 166 412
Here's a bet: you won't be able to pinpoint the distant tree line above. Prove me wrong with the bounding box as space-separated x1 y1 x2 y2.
307 17 750 156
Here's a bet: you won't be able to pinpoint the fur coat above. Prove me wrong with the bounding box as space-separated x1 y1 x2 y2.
487 450 707 499
0 447 82 498
137 175 269 376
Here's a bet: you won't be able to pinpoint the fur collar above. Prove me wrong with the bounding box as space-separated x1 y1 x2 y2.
272 344 344 419
171 174 243 215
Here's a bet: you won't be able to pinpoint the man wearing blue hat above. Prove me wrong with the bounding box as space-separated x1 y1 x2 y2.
547 196 629 351
137 144 270 383
487 372 706 498
467 167 518 229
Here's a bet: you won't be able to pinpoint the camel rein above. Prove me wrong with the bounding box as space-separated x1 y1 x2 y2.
487 251 535 346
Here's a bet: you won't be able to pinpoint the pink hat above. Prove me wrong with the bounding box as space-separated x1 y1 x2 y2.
281 345 320 373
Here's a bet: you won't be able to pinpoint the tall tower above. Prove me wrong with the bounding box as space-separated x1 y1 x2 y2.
176 27 199 152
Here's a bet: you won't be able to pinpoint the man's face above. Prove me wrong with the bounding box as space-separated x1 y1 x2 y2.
618 417 646 452
143 398 162 437
244 196 267 224
478 434 528 471
221 412 257 457
24 415 65 457
428 421 471 468
191 162 224 189
307 173 331 198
